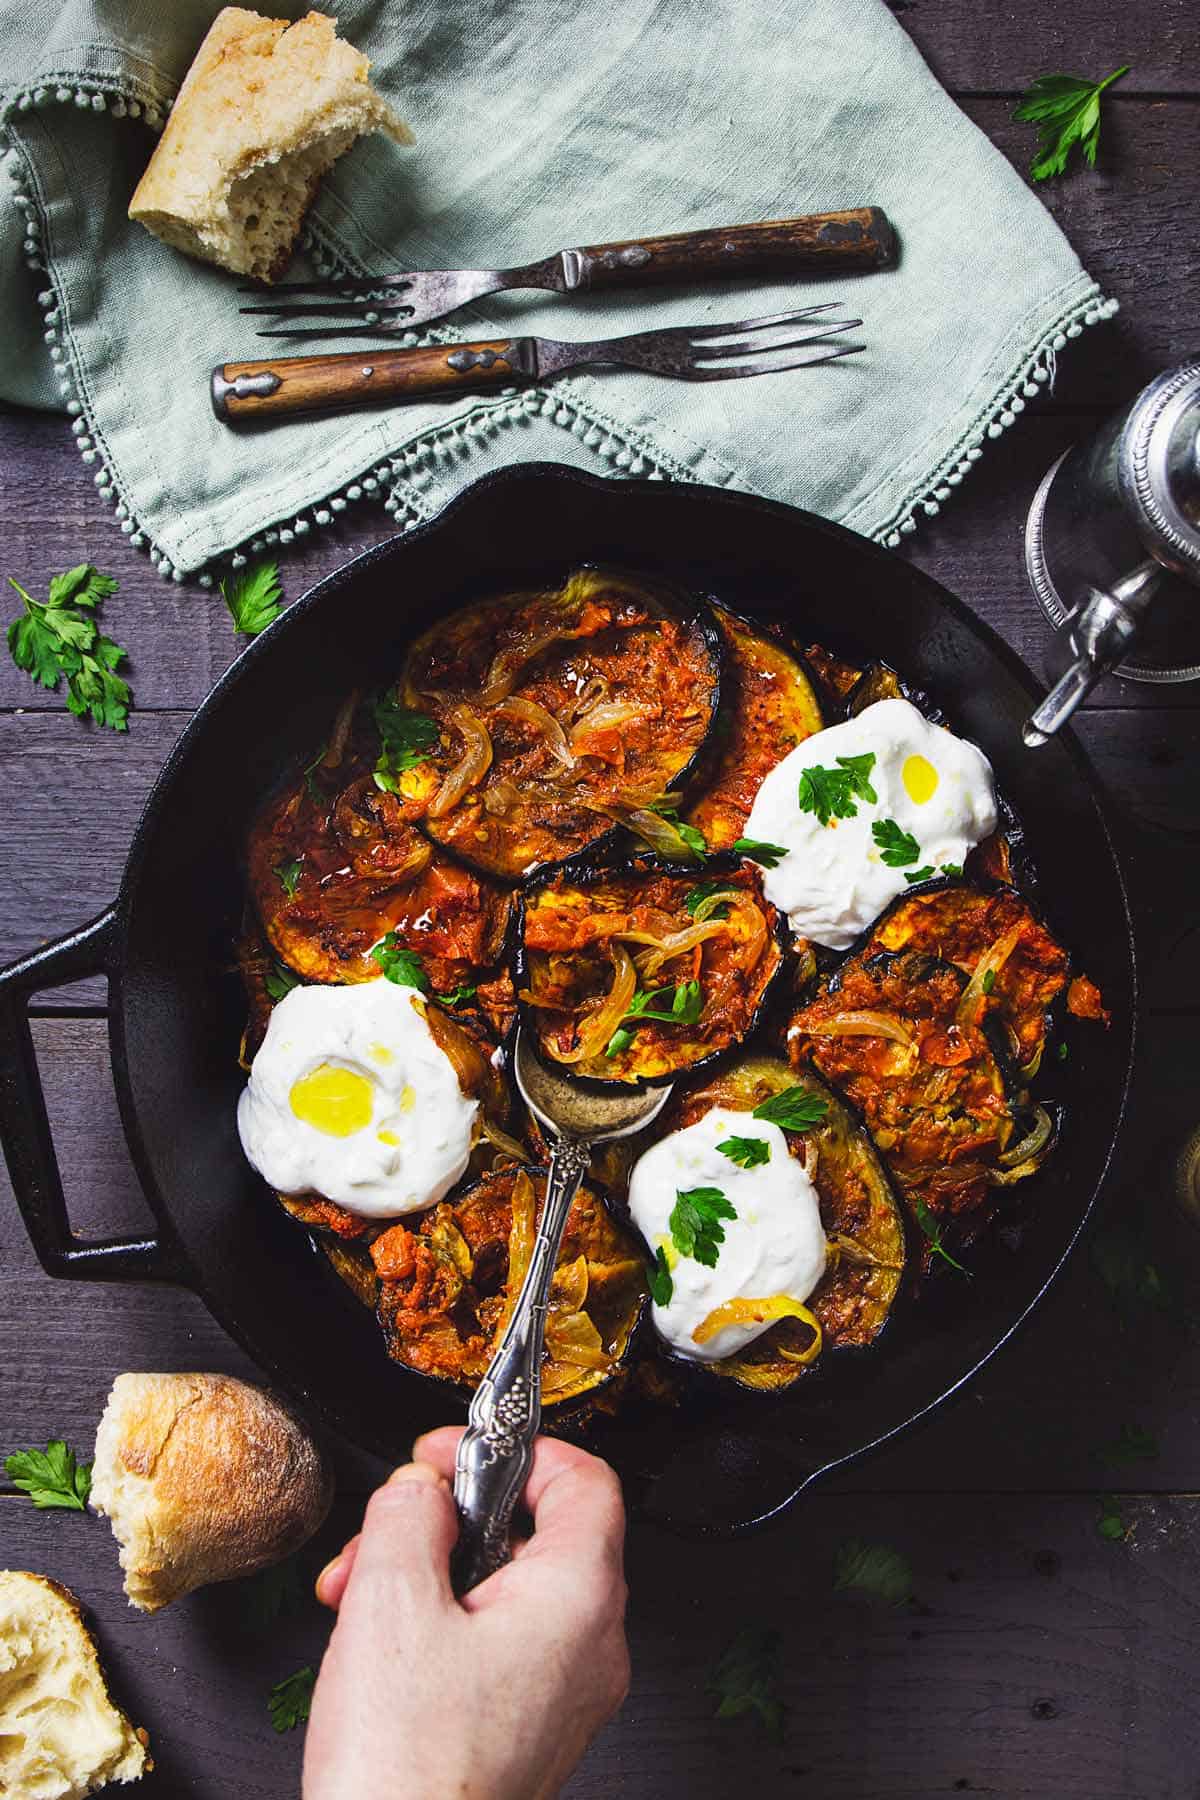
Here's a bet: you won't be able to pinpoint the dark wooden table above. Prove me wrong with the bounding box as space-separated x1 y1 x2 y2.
3 6 1200 1794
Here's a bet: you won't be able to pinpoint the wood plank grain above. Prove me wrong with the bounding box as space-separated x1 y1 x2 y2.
0 1488 1195 1800
3 1011 1198 1497
896 0 1199 97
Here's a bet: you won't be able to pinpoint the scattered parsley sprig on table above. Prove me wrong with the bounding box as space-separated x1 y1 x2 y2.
268 1665 316 1732
1013 64 1130 181
4 1439 92 1510
708 1626 786 1741
6 565 131 730
221 560 283 636
833 1539 914 1607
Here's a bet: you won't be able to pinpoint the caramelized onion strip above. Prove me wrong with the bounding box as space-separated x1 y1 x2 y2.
428 706 493 817
805 1010 914 1047
546 944 637 1065
495 695 575 770
956 923 1024 1029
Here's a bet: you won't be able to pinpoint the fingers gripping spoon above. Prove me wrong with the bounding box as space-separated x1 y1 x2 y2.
450 1028 671 1594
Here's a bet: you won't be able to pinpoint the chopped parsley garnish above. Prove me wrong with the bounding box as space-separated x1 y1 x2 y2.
373 693 440 794
981 967 996 995
796 751 877 826
605 1026 636 1059
1097 1494 1130 1543
872 818 921 867
6 565 130 730
606 979 703 1056
4 1440 92 1511
751 1086 829 1132
268 1665 316 1732
438 982 477 1009
685 880 736 920
940 861 963 878
904 866 938 885
274 857 302 898
221 559 282 636
1057 1041 1070 1062
708 1626 786 1741
647 1245 674 1306
912 1194 969 1276
370 934 429 991
832 1539 914 1607
1013 65 1129 182
264 961 301 1002
302 743 327 803
731 837 788 869
718 1135 771 1169
669 1186 736 1267
648 803 707 857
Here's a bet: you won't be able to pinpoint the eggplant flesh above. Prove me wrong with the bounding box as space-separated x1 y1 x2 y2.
789 947 1017 1241
683 603 823 851
369 1165 647 1405
398 566 723 880
665 1056 906 1392
518 858 785 1086
860 881 1070 1073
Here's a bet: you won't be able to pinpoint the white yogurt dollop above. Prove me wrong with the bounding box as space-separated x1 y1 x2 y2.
237 981 477 1218
627 1108 827 1362
743 697 997 951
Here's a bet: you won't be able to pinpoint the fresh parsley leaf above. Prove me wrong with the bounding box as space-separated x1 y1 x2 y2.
751 1086 829 1133
605 979 704 1056
264 961 301 1002
797 752 877 827
647 1245 673 1306
1013 65 1129 182
268 1665 315 1732
274 857 302 899
1097 1494 1129 1543
373 694 440 793
438 983 477 1009
647 803 707 858
912 1194 969 1275
6 568 131 730
872 818 921 867
905 866 938 885
302 744 328 804
1057 1042 1070 1062
718 1135 771 1169
833 1539 913 1607
4 1440 92 1510
685 880 736 921
981 967 996 995
731 837 788 869
370 934 429 991
669 1185 736 1267
605 1026 636 1059
221 560 282 636
940 862 963 878
708 1627 785 1741
1102 1423 1159 1468
241 1557 304 1630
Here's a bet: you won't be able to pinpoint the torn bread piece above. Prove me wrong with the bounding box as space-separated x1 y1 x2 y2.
0 1570 151 1799
129 8 413 282
91 1373 334 1613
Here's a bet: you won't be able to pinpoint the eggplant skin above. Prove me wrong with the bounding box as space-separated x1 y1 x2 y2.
516 855 787 1087
369 1164 647 1406
683 603 824 851
397 566 723 881
859 880 1070 1075
789 947 1017 1244
654 1056 907 1393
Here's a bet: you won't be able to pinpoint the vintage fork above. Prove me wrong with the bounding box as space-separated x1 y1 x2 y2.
211 304 863 423
238 208 894 338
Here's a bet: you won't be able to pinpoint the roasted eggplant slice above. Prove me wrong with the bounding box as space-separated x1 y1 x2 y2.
683 604 823 850
861 882 1069 1074
247 765 513 1018
789 948 1016 1236
370 1165 647 1404
397 566 722 879
518 859 785 1086
804 642 863 706
661 1057 906 1391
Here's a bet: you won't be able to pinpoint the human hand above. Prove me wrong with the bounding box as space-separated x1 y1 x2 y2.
302 1427 630 1800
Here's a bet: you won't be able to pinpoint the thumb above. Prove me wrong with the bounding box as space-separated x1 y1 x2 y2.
340 1460 460 1620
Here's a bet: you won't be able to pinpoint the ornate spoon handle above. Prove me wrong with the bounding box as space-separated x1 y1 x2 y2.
451 1135 593 1594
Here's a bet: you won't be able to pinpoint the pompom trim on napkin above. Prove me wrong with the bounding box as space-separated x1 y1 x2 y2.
4 75 1117 585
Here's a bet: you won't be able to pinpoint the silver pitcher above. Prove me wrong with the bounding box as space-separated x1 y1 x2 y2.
1023 357 1200 746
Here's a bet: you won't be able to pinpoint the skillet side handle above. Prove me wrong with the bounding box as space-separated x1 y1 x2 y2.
0 909 184 1282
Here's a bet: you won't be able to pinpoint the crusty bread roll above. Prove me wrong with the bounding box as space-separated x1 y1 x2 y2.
90 1373 334 1613
129 8 413 282
0 1570 151 1798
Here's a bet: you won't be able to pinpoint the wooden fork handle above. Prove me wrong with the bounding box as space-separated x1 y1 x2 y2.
565 208 895 290
211 338 535 422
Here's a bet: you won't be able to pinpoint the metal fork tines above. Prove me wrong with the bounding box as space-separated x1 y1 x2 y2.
552 305 864 381
240 259 561 338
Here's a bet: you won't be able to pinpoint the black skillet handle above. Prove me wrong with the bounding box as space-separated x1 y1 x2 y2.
0 909 183 1281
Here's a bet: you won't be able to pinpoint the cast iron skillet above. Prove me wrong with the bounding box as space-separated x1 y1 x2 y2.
0 463 1136 1534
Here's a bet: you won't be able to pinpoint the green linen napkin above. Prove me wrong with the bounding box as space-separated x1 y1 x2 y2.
0 0 1115 581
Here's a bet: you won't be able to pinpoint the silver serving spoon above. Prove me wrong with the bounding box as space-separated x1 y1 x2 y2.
451 1027 672 1593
